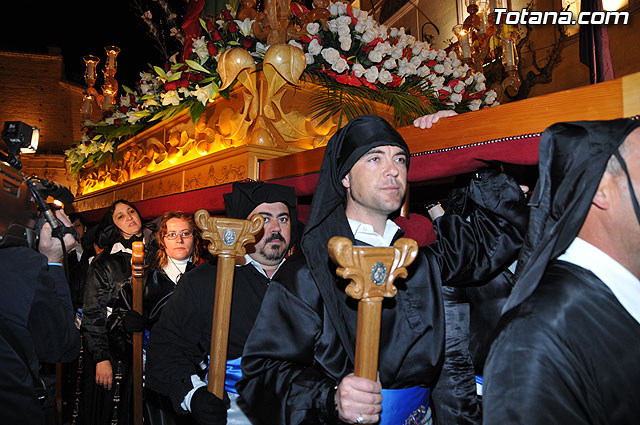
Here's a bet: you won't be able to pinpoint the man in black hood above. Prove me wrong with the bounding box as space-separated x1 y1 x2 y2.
483 118 640 424
238 114 529 425
145 181 298 425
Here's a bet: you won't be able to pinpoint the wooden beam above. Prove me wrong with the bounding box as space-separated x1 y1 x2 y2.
259 72 640 181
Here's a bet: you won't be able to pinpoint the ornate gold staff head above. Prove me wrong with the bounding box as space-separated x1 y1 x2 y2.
328 237 419 302
195 209 265 257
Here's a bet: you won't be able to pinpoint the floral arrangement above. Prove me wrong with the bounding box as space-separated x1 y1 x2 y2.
66 1 497 173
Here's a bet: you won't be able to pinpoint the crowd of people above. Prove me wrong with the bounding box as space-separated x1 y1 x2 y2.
1 112 638 425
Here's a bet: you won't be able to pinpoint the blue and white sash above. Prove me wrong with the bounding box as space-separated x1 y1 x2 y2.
380 386 430 425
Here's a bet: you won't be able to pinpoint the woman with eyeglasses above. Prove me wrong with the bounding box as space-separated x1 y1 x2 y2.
81 199 156 425
123 211 203 425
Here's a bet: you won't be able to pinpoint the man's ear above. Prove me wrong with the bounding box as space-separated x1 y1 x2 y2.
342 174 350 189
592 174 612 210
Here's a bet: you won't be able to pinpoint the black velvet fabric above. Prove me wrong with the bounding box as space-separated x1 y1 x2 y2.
237 168 528 425
484 261 640 424
505 118 640 314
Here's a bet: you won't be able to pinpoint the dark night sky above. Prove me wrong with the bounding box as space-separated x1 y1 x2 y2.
0 1 185 89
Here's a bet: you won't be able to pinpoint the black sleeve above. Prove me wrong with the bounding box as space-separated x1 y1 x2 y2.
428 169 528 286
145 270 211 412
81 258 113 362
238 281 339 425
29 261 80 363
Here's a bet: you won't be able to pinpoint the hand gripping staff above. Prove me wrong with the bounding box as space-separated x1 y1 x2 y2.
195 209 264 398
328 237 418 424
131 241 145 425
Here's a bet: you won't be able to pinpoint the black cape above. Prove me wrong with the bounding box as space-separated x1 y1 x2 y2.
145 260 280 411
237 169 528 424
484 261 640 424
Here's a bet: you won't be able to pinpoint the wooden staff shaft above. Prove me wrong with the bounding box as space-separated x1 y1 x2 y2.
354 300 382 382
208 254 235 398
131 242 144 425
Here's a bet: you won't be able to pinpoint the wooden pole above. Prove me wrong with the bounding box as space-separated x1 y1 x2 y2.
328 237 418 423
131 241 145 425
195 210 264 398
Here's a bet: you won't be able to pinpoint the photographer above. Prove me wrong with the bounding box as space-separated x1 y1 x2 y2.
0 209 81 425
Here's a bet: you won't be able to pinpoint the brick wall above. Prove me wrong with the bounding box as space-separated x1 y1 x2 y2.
0 50 85 154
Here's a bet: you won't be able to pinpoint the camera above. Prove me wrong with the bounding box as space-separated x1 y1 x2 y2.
1 121 75 248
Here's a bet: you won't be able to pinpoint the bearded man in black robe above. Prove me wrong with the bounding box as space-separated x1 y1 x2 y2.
237 114 529 425
483 118 640 424
145 182 298 425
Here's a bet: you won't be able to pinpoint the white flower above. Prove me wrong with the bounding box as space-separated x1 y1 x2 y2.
332 58 349 73
161 90 181 106
484 90 497 104
119 94 131 108
449 51 457 60
104 115 116 125
127 111 143 124
368 50 383 63
305 53 315 65
391 46 403 59
328 19 339 33
434 64 445 74
364 66 379 83
191 83 215 105
475 73 486 82
192 36 209 62
450 93 463 103
436 49 447 61
306 22 320 35
338 24 351 38
352 63 365 77
454 81 465 93
339 36 352 51
288 40 304 51
383 59 397 69
451 59 461 68
235 18 254 37
465 75 475 85
417 65 430 77
337 16 351 27
469 99 482 111
321 48 340 65
308 38 322 55
361 28 377 44
475 81 486 92
378 69 393 85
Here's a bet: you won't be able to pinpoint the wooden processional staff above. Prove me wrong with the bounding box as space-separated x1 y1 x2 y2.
195 209 264 398
131 241 145 425
328 237 418 383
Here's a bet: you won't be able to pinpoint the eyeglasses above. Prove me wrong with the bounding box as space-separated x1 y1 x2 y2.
164 231 193 240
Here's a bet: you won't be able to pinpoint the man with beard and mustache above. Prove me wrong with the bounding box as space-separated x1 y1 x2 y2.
145 182 298 425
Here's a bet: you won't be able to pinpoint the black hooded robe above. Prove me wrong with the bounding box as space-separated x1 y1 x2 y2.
483 118 640 424
237 169 528 424
483 261 640 425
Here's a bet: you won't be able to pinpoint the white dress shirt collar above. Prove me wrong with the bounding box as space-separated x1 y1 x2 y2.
347 218 400 248
240 254 286 279
558 237 640 325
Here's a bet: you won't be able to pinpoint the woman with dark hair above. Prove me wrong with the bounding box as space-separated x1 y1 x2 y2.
80 199 155 425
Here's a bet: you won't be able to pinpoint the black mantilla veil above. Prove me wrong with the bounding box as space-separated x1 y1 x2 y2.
503 117 640 315
300 114 410 363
